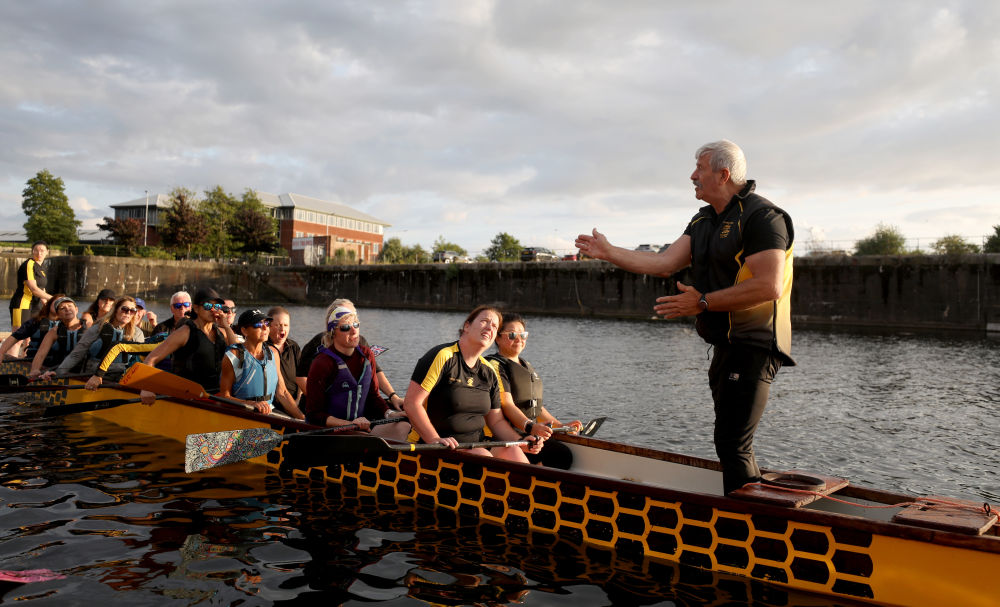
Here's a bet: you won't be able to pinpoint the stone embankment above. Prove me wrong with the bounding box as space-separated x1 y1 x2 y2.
3 253 999 334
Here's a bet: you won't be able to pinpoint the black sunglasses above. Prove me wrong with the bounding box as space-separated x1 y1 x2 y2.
337 322 360 332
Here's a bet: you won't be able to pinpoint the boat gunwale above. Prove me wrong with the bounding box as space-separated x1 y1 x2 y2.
17 383 1000 555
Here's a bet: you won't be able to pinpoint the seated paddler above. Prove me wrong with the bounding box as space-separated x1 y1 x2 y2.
27 295 84 378
218 309 302 418
304 305 409 440
402 305 543 462
40 296 148 389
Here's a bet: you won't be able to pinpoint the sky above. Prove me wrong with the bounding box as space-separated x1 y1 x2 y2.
1 1 998 257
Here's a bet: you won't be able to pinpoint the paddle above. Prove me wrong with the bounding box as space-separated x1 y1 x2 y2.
290 435 531 458
118 362 270 413
0 373 100 392
42 394 168 417
0 382 91 394
549 416 607 437
184 416 409 472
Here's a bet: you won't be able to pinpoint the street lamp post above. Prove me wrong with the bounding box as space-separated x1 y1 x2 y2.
144 190 149 247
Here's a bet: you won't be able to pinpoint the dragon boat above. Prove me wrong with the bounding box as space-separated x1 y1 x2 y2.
3 360 998 607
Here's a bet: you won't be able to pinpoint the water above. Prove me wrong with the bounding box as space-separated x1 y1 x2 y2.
2 306 998 605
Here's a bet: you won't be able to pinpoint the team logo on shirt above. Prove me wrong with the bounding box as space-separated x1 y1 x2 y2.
719 221 734 239
466 377 475 386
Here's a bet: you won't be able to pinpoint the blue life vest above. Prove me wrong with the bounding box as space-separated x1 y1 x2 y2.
26 320 56 358
224 344 277 404
319 346 373 421
88 323 140 366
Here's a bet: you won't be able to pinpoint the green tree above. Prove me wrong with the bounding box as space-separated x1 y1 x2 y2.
230 189 279 255
432 235 467 257
484 231 522 261
22 169 81 246
854 223 906 255
378 237 407 263
98 216 145 250
200 186 240 258
930 234 979 255
331 247 357 263
159 187 208 258
984 225 1000 253
408 244 431 264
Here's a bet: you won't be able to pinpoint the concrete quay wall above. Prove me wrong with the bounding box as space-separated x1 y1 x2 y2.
3 253 999 334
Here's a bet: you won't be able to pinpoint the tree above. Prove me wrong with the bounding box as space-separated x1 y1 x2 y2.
98 216 145 250
159 187 208 258
985 225 1000 253
484 232 522 261
432 235 467 257
378 237 407 263
22 169 81 246
408 244 431 264
930 234 979 255
854 223 906 256
230 189 278 255
200 186 240 258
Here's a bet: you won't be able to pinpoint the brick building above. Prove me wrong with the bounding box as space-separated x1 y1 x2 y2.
110 192 390 264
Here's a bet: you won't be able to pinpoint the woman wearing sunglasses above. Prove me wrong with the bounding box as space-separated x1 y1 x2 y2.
489 313 582 469
139 288 239 403
218 309 302 418
42 296 147 387
28 296 84 377
402 305 542 462
304 306 409 438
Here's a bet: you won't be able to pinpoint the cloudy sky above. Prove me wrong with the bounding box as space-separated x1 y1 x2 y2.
1 1 997 256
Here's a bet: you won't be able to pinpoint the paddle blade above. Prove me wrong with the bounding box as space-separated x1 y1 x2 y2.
43 397 143 417
581 416 607 437
185 427 284 473
121 363 208 400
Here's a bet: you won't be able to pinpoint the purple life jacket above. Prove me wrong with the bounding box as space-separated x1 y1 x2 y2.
319 346 374 421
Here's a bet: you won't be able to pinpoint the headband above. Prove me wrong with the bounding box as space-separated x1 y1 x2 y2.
326 306 357 331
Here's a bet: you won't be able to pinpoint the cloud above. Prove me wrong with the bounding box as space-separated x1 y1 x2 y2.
1 1 998 256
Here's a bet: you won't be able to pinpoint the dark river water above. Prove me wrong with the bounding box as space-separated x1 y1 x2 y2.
2 305 997 605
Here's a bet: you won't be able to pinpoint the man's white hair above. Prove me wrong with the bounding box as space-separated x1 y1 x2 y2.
695 140 747 186
170 290 191 303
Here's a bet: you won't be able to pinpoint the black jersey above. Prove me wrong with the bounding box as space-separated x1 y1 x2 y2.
410 342 503 443
9 258 46 312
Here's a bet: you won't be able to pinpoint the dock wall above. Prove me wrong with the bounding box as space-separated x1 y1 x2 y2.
3 253 999 334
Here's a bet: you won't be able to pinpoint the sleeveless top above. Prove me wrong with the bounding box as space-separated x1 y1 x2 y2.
319 346 374 421
224 343 278 404
173 320 227 391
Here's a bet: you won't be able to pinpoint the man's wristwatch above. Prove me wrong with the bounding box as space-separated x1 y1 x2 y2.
698 293 710 312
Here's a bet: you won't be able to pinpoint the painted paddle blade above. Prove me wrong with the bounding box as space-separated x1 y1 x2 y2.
0 374 30 388
120 363 208 399
185 427 284 473
43 397 144 417
581 417 607 437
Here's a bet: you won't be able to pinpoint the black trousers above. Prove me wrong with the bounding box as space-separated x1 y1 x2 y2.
708 344 783 494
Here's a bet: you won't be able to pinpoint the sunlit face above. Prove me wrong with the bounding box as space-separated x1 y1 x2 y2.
332 314 360 352
98 297 115 315
171 294 191 320
116 301 138 325
240 319 270 344
31 244 48 263
268 312 290 345
56 302 77 323
224 300 237 325
197 301 225 323
463 310 500 349
497 321 527 358
690 153 727 203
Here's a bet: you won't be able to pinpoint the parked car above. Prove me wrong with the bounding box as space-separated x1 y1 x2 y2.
634 244 662 253
562 253 578 261
520 247 559 262
433 250 461 263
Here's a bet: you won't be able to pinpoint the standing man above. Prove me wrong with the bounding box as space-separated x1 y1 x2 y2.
8 241 51 357
575 140 794 495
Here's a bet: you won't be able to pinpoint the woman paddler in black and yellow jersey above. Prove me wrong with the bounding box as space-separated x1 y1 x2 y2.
402 305 543 461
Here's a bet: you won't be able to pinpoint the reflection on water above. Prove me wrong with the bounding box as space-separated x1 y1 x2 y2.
2 308 998 604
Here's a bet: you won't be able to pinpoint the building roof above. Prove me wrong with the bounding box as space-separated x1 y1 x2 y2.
112 191 391 226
